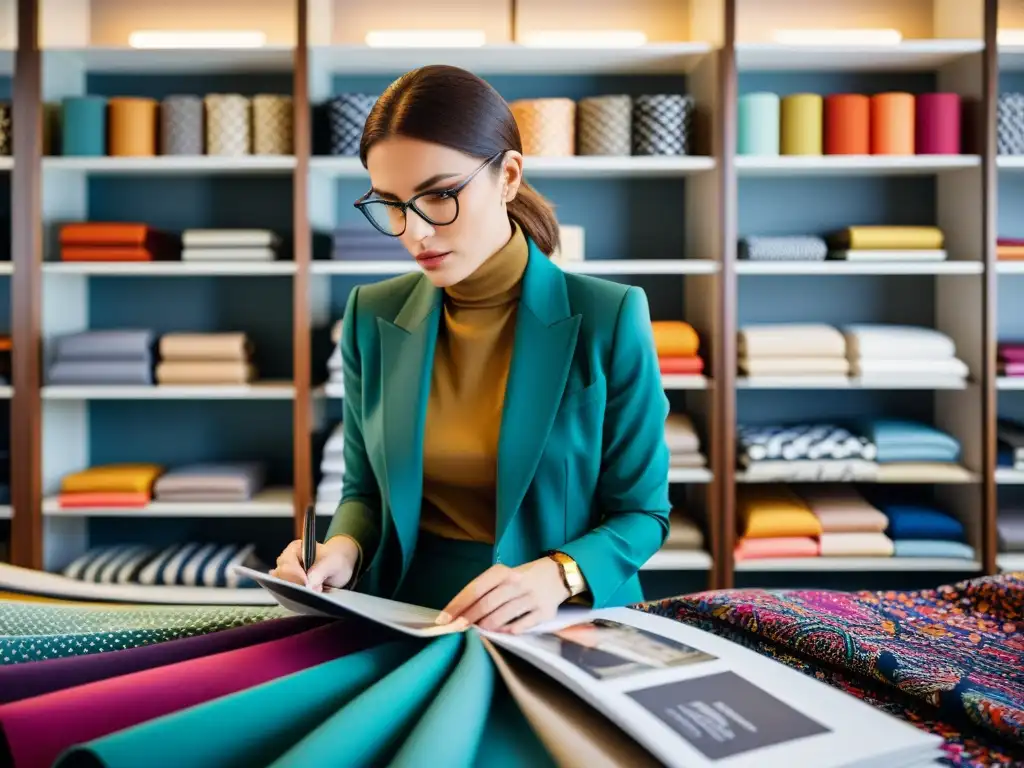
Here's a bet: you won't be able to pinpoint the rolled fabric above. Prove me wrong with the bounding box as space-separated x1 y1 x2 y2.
632 94 693 155
510 98 575 156
870 92 915 155
108 97 158 157
576 95 631 156
252 94 293 155
780 93 823 155
160 95 204 155
204 94 251 156
997 92 1024 155
739 235 827 261
823 94 869 154
737 92 780 156
916 93 960 155
0 101 10 156
61 96 107 156
327 93 376 156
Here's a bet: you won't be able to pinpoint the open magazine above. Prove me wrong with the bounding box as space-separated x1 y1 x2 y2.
234 566 944 767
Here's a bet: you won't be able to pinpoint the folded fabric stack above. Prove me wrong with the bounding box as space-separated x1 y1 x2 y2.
997 419 1024 471
0 409 9 507
153 463 267 503
61 542 266 588
998 342 1024 377
46 330 154 386
997 237 1024 260
181 229 280 262
856 418 971 482
842 324 968 386
737 323 848 379
826 225 946 262
324 318 343 396
317 422 344 514
734 485 822 560
650 321 703 376
331 225 408 261
58 222 178 262
737 422 878 481
0 334 11 385
57 463 164 508
664 413 705 468
738 235 827 261
997 509 1024 555
871 496 974 560
156 332 255 385
664 509 705 553
796 485 892 556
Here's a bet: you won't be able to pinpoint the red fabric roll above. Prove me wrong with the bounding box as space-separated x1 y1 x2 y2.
915 93 961 155
824 94 869 154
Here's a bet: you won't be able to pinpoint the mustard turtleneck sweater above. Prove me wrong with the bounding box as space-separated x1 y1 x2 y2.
419 222 528 543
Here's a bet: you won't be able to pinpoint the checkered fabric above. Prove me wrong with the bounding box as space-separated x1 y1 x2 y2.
204 94 251 156
327 94 376 156
161 95 204 155
577 95 631 156
510 98 576 156
632 94 694 156
252 94 293 155
998 92 1024 156
0 102 10 156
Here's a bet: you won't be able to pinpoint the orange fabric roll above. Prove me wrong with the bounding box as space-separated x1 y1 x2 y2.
108 97 158 157
659 356 704 374
59 222 151 246
651 321 699 357
824 94 869 154
870 92 915 155
61 247 154 262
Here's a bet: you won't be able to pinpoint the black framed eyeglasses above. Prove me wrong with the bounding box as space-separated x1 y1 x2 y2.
353 151 504 237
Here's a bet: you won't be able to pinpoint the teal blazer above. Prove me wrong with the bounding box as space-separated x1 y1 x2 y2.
326 237 672 608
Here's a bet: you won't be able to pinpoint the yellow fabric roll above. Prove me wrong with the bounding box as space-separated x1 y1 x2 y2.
108 97 158 157
510 98 576 156
60 463 164 494
780 93 823 155
651 321 699 357
737 485 823 538
831 226 944 250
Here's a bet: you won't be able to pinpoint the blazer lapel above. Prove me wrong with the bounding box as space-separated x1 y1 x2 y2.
379 276 441 572
496 243 581 547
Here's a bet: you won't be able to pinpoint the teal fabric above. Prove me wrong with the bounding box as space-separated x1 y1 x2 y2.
327 238 672 608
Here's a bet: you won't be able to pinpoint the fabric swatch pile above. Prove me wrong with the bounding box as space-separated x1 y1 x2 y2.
737 323 849 379
58 223 178 262
997 237 1024 260
180 229 281 262
316 422 344 515
869 493 974 560
331 225 408 261
650 321 703 376
324 318 343 396
826 225 947 262
46 330 154 386
663 509 705 554
152 463 267 503
664 413 705 469
998 342 1024 377
857 418 971 482
738 235 827 261
734 485 822 560
156 332 256 386
796 485 893 556
997 509 1024 555
842 324 968 386
997 419 1024 471
57 463 164 508
736 422 878 481
61 542 266 588
0 334 10 385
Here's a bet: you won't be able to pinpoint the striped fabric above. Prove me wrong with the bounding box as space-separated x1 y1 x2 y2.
62 543 266 589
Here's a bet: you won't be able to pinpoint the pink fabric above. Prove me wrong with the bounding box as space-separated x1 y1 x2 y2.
915 93 960 155
998 343 1024 363
1002 362 1024 377
795 486 888 533
734 537 820 560
997 238 1024 246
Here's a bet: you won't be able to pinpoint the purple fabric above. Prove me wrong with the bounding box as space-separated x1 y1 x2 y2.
0 615 324 704
998 344 1024 363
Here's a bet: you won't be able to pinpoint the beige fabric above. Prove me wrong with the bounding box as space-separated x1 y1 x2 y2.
876 463 975 483
155 361 255 385
737 324 846 358
739 357 849 375
510 98 576 156
159 333 250 361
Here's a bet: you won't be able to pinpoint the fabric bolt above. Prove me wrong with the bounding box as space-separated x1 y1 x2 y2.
737 423 877 463
632 94 693 156
54 329 154 360
510 98 576 156
60 464 164 495
204 94 251 156
735 485 822 538
842 324 957 360
156 361 255 385
824 93 870 154
252 94 293 155
0 101 11 156
327 93 376 156
878 503 966 542
576 95 632 155
108 97 158 157
738 235 828 261
650 321 699 357
60 246 158 262
998 92 1024 155
1001 361 1024 376
871 92 915 154
664 414 700 456
57 492 149 508
736 92 779 156
819 532 894 557
735 537 820 560
858 419 961 463
62 542 266 589
657 356 703 375
875 463 975 483
158 332 249 361
182 247 276 261
828 248 947 262
738 357 849 376
182 229 280 248
160 95 204 155
737 323 846 358
998 343 1024 363
852 358 969 378
916 93 961 155
892 540 975 559
61 96 107 157
780 93 823 155
59 222 159 247
795 485 889 532
46 360 153 386
153 463 266 499
829 226 944 250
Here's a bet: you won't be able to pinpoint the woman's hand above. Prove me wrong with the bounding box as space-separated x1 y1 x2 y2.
437 557 570 634
270 535 360 592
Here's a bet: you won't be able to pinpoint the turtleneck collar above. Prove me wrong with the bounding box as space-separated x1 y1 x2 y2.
444 221 528 309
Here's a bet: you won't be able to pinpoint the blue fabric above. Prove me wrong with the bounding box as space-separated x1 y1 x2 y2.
881 504 966 542
893 540 976 559
857 419 961 463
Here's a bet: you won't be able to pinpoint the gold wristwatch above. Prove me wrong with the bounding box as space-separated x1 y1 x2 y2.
548 551 586 598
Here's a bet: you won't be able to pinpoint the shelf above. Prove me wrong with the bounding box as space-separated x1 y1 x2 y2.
996 468 1024 484
42 489 294 518
309 155 715 179
736 40 983 72
737 376 969 390
662 375 707 390
0 386 11 399
43 46 295 74
641 550 712 571
998 45 1024 72
997 377 1024 390
996 261 1024 274
42 156 296 175
0 505 10 520
310 43 713 76
41 382 296 400
668 468 712 484
997 554 1024 572
735 557 982 572
43 261 297 277
311 259 718 277
736 155 980 177
737 261 982 276
0 263 12 275
996 156 1024 170
0 158 11 172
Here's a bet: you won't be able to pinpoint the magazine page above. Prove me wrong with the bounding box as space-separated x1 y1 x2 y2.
484 608 943 768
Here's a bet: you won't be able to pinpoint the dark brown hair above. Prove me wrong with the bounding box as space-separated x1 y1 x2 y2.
359 65 560 255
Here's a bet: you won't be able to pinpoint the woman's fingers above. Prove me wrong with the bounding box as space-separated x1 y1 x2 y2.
457 575 527 626
438 564 514 623
476 594 535 632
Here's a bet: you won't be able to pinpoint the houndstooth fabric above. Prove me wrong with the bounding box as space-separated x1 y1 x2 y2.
739 236 828 261
0 102 10 156
632 94 694 156
737 423 877 463
327 94 376 156
161 95 203 155
252 94 293 155
204 94 251 156
510 98 575 156
997 92 1024 156
577 95 631 156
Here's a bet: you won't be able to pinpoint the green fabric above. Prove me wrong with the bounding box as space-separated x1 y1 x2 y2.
393 533 494 610
54 640 418 768
0 601 288 665
473 671 558 768
328 238 671 608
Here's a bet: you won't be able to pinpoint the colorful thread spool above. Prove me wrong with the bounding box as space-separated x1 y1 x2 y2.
870 92 915 155
61 96 107 156
511 98 576 157
780 93 823 155
915 93 960 155
576 95 631 156
823 94 869 155
108 97 158 157
737 92 780 156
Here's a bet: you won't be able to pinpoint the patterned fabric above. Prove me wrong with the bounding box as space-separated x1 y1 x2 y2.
0 601 287 664
738 423 877 462
739 235 828 261
639 574 1024 766
61 543 266 588
160 95 204 155
252 94 293 155
632 94 693 156
510 98 576 157
204 94 251 156
576 95 631 156
327 94 376 156
0 101 11 156
997 93 1024 156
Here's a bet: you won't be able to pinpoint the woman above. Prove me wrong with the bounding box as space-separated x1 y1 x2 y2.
272 65 671 634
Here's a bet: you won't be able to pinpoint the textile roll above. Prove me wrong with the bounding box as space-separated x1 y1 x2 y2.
252 94 293 155
576 95 631 155
0 102 10 156
916 93 960 155
160 95 204 155
780 93 823 155
61 96 107 156
632 94 693 156
737 92 780 156
870 92 915 155
998 92 1024 155
108 97 158 157
204 94 251 156
327 93 376 156
823 94 869 155
510 98 576 156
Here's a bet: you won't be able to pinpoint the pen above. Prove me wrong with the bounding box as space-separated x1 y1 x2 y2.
301 503 316 576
